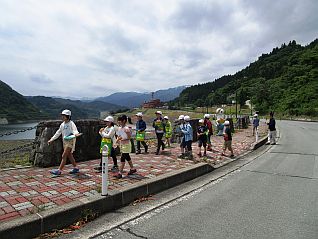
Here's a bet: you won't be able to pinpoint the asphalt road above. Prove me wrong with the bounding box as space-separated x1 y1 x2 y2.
90 120 318 239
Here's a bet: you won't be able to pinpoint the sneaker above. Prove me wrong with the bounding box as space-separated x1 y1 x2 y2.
230 154 235 158
221 153 226 156
69 168 79 174
136 150 141 155
115 173 122 179
178 154 185 159
128 169 137 175
155 151 159 155
50 169 61 175
111 165 119 172
94 166 102 172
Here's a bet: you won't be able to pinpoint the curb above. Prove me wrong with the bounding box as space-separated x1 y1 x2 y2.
281 119 318 123
0 163 214 239
251 135 268 150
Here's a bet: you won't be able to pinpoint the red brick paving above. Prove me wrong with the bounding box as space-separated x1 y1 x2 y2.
0 124 266 223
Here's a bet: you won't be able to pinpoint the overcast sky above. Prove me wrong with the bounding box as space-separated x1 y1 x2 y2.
0 0 317 98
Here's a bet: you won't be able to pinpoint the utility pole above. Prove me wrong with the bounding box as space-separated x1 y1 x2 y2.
235 90 238 119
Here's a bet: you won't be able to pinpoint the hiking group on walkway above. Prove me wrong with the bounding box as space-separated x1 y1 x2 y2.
48 109 276 179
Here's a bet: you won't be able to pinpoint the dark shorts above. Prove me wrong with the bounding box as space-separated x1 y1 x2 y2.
121 153 131 163
198 139 207 147
181 139 192 151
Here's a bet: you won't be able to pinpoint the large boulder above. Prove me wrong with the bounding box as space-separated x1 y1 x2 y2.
30 120 105 167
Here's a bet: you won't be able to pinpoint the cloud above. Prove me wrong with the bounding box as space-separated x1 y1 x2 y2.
0 0 317 98
30 74 53 84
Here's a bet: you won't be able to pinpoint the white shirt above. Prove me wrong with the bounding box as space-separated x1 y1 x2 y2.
117 126 131 141
99 126 116 143
50 121 79 141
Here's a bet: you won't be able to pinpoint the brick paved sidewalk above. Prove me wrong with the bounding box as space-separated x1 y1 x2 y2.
0 124 266 223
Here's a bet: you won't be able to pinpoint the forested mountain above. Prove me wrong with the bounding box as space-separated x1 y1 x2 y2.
0 80 46 122
26 96 127 120
172 39 318 116
0 80 127 123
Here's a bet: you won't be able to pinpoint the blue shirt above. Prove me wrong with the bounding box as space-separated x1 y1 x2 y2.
136 119 146 132
180 123 193 142
253 118 260 127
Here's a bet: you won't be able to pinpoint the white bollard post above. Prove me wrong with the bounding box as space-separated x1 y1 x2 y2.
101 145 109 196
255 128 259 142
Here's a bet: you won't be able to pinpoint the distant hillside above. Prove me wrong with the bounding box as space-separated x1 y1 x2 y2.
0 80 46 123
26 96 127 120
172 39 318 116
97 86 187 108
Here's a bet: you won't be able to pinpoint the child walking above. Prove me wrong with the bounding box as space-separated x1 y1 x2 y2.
222 120 234 157
95 116 118 172
116 115 137 179
204 114 213 151
197 119 208 157
164 116 172 147
181 115 193 159
252 114 260 136
48 109 81 175
152 111 166 155
177 115 186 158
135 112 148 154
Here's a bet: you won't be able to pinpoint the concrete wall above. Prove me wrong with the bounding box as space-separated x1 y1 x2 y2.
30 120 105 167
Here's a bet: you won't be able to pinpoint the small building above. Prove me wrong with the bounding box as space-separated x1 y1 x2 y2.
143 99 163 108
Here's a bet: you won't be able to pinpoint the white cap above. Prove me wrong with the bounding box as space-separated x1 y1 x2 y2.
164 116 169 120
61 109 71 116
136 112 143 117
178 115 185 120
216 108 224 114
104 116 114 122
155 111 162 115
204 114 210 119
199 119 204 123
254 114 258 117
184 115 190 121
224 120 230 126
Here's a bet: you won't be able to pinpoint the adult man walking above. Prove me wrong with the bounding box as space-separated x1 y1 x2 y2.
267 112 277 145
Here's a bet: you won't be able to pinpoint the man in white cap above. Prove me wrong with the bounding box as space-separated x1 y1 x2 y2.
135 112 148 154
153 111 166 155
204 114 213 151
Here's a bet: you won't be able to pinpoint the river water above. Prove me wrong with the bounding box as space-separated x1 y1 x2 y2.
0 122 38 140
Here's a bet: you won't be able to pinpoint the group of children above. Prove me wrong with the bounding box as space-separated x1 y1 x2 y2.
177 114 234 159
48 109 234 178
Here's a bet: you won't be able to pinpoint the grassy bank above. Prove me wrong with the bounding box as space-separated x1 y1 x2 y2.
0 140 33 169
